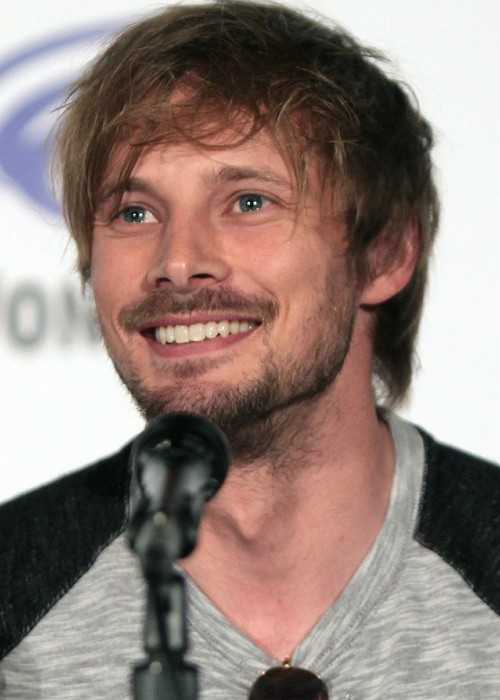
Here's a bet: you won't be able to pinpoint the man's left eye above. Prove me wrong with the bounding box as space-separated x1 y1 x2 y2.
236 194 269 213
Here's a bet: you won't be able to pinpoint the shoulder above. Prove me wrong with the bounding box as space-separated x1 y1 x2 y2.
0 442 132 659
415 428 500 615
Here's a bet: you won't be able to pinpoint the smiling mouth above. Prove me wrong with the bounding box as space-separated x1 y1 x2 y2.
141 319 260 345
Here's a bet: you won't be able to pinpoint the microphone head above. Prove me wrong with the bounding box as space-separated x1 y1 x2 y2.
130 412 231 504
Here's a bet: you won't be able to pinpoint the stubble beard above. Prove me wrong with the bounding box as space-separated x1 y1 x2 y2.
104 279 357 467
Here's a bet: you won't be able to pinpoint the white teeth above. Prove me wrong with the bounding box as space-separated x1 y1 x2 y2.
205 322 218 339
154 320 256 345
174 326 189 344
217 321 230 338
188 323 205 342
158 326 168 344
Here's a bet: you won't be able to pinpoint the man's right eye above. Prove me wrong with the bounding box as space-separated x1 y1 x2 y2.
117 205 157 224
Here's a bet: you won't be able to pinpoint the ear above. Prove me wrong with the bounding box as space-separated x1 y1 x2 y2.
359 223 420 306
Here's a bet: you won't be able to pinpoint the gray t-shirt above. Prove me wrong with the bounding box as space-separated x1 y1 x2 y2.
1 414 499 698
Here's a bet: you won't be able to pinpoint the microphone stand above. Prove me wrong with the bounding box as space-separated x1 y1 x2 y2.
127 413 230 700
129 507 198 700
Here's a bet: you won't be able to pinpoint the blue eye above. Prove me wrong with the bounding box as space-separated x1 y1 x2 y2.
118 206 151 224
238 194 266 213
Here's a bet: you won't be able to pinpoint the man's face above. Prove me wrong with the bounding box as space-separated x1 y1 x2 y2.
91 129 358 459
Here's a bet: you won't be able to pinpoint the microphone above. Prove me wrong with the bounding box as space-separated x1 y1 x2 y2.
128 413 231 560
128 414 230 699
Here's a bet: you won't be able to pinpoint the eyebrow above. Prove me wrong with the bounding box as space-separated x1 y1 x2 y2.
202 165 292 189
98 178 157 204
98 164 292 204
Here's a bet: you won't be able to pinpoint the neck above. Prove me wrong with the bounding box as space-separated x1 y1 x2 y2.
180 359 396 659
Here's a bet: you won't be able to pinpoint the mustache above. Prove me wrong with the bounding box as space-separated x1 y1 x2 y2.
119 286 279 331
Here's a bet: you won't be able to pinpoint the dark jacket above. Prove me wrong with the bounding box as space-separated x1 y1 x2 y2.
0 428 499 660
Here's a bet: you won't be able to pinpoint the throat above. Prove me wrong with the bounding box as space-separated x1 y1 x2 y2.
180 415 396 657
182 550 344 661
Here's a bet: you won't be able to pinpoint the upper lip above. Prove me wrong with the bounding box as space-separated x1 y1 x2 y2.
138 314 262 331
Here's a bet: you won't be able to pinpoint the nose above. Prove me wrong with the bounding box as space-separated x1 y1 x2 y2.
146 215 231 291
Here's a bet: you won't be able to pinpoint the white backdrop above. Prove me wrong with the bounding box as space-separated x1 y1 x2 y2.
1 1 499 503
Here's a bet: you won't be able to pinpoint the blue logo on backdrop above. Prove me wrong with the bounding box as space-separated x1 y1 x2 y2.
0 25 118 214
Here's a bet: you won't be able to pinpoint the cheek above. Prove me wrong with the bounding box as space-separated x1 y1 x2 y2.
90 238 145 311
90 258 114 315
90 252 129 335
269 237 329 298
249 246 328 333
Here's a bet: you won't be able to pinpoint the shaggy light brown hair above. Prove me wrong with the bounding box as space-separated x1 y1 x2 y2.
53 0 439 405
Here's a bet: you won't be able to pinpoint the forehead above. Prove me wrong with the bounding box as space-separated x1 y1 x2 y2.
100 124 313 203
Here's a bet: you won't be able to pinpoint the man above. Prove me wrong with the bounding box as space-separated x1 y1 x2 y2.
0 1 499 698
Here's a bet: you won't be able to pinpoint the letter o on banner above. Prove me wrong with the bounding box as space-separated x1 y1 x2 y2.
8 283 47 348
